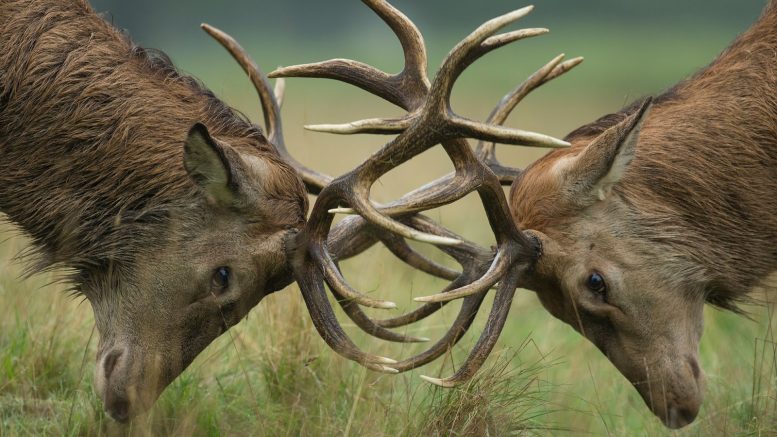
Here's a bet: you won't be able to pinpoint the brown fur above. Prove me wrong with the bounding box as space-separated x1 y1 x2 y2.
0 0 307 421
0 0 306 277
510 1 777 428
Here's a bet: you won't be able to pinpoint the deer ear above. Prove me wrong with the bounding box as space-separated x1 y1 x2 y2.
567 98 652 203
183 123 244 207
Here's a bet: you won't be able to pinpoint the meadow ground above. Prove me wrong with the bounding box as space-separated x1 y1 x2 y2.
2 25 777 436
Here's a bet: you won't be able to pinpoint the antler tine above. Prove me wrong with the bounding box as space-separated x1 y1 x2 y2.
414 250 511 303
487 54 568 131
419 7 570 149
475 55 584 183
482 27 548 51
378 233 459 281
269 0 429 111
306 116 412 136
290 253 400 373
333 213 494 364
273 77 286 108
201 24 281 142
362 0 428 87
269 60 402 108
314 243 398 309
427 5 536 104
390 291 488 372
420 268 520 386
372 215 493 328
331 269 432 343
201 23 333 194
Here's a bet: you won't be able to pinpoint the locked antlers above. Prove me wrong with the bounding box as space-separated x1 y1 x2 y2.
204 0 580 384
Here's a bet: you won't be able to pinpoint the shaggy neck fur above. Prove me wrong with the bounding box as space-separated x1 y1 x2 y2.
0 0 304 280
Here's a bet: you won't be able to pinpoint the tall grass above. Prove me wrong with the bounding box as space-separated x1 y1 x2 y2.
2 221 776 435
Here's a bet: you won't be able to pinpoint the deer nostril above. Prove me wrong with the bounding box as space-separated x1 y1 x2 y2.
687 355 701 380
107 397 130 423
666 405 698 429
103 349 123 381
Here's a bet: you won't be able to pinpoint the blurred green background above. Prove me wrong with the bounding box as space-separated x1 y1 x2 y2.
89 0 768 189
2 0 776 435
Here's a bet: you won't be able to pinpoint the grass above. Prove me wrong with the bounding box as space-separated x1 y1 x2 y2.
2 24 777 436
2 219 777 436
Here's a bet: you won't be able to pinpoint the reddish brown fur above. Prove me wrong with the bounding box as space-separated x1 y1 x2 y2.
510 1 777 428
514 4 777 309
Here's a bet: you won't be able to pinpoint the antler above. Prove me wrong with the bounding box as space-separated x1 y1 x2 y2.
269 0 579 384
476 53 583 185
202 22 468 346
204 0 580 384
201 24 333 195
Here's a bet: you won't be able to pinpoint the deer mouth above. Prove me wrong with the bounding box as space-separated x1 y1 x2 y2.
632 355 705 429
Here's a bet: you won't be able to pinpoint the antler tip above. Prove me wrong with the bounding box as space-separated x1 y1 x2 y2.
380 366 400 374
568 56 584 65
412 233 462 247
514 4 535 18
267 67 288 79
420 375 457 387
414 292 458 303
305 123 356 134
374 356 397 365
200 23 219 34
329 207 356 215
381 301 398 310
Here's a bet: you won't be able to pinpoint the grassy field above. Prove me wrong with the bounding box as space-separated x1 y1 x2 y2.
2 22 777 436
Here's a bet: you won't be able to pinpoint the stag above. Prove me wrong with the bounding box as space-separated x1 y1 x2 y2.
265 0 777 430
0 0 571 423
0 0 307 422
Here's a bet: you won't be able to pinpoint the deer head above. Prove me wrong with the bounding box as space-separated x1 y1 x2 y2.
91 120 307 421
510 99 706 428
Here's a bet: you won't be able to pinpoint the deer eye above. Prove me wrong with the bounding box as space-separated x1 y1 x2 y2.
586 272 606 294
211 266 231 293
